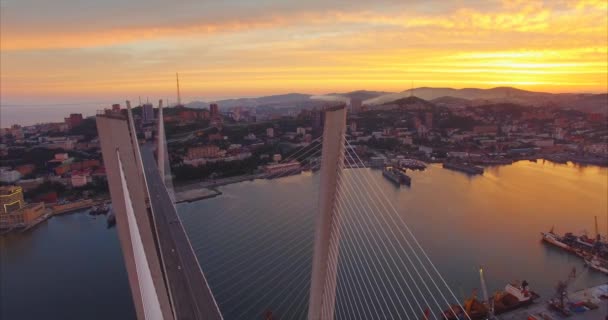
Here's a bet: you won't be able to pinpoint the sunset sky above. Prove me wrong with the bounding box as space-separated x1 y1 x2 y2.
1 0 607 104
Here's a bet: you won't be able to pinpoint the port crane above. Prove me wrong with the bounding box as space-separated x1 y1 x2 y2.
549 267 577 316
479 267 499 320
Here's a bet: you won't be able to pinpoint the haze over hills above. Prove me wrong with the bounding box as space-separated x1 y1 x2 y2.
430 96 474 108
364 87 608 113
183 87 607 114
316 90 392 102
185 93 313 109
365 86 551 104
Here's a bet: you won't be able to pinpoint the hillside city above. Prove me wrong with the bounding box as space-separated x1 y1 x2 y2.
1 89 607 230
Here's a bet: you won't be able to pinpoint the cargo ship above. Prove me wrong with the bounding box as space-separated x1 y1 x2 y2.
540 229 573 251
382 166 411 186
442 162 484 175
442 270 539 320
443 283 539 320
397 159 427 170
540 221 608 274
584 256 608 275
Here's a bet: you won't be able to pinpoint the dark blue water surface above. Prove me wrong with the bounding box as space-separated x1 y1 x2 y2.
0 213 135 320
1 160 607 319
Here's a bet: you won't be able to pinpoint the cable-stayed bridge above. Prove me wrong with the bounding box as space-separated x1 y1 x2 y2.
96 103 471 320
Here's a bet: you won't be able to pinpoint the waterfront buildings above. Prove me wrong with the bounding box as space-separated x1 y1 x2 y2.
64 113 83 129
263 161 301 175
210 103 219 118
312 107 325 132
350 98 362 114
142 103 154 123
187 145 222 159
40 137 76 150
183 144 253 167
0 186 47 229
71 171 92 187
266 127 275 138
0 202 47 229
0 168 21 183
0 186 24 213
369 156 387 168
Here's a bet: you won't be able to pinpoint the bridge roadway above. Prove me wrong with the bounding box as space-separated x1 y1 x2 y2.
141 145 223 320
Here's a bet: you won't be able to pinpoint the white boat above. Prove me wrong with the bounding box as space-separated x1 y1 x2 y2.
584 256 608 275
541 231 571 250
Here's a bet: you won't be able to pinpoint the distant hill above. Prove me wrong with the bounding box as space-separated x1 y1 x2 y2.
312 90 392 103
214 93 312 108
365 87 550 105
184 101 208 109
387 96 436 109
330 90 392 101
365 87 608 113
556 93 607 113
181 87 606 113
430 96 473 108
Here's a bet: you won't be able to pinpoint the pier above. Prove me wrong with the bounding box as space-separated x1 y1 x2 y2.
443 162 484 175
174 188 222 203
500 284 608 320
51 199 99 215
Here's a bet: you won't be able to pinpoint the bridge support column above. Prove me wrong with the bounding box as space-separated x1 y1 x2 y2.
96 115 174 320
156 100 166 181
308 105 346 320
156 100 175 201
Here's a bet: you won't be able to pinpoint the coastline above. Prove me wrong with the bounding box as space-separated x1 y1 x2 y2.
1 197 109 235
173 173 265 203
172 158 607 203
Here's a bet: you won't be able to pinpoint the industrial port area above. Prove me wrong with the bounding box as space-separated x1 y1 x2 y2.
501 284 608 320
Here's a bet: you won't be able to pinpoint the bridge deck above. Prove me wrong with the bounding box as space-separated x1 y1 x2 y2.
141 145 223 320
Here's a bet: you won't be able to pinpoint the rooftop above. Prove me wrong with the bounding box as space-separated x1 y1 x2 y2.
0 186 22 196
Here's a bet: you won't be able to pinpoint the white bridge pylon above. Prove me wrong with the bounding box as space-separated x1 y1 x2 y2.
308 105 347 320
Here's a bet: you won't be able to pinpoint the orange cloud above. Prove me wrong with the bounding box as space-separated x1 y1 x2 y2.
1 0 606 101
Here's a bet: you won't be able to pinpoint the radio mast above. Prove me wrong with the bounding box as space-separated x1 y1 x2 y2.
176 72 182 107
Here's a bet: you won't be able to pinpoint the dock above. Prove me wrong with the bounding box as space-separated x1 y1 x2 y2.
173 173 263 203
51 199 98 215
22 209 54 232
174 188 222 203
443 162 484 175
500 283 608 320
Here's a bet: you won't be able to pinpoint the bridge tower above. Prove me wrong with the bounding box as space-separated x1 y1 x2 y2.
156 100 175 201
308 105 347 320
97 113 174 320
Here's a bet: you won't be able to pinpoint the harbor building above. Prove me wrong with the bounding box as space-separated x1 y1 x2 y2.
1 185 24 213
142 103 155 123
0 186 48 229
263 161 301 175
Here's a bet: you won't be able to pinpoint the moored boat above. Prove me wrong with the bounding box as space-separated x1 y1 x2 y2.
442 280 539 320
584 256 608 275
397 158 427 170
493 281 540 315
382 166 411 186
443 162 484 175
540 230 573 251
90 203 110 215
